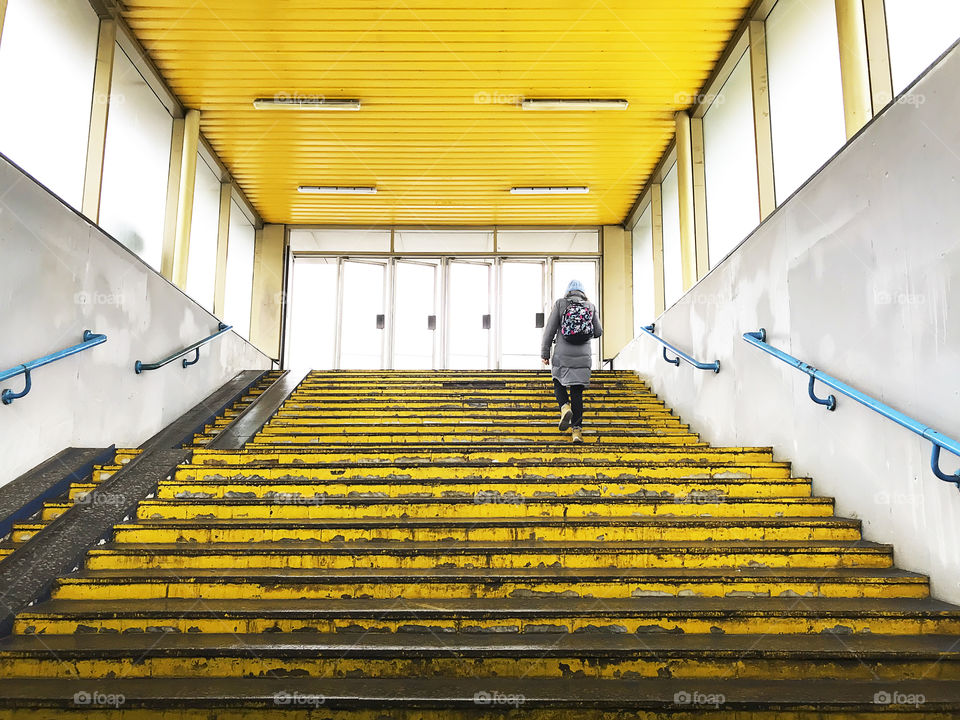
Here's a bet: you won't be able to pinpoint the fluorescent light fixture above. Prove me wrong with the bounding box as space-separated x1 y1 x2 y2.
510 186 590 195
253 97 361 111
522 98 628 111
298 185 378 194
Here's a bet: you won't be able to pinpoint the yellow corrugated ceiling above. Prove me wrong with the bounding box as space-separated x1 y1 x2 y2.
121 0 752 226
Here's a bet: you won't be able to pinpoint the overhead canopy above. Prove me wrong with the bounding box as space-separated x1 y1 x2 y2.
121 0 752 225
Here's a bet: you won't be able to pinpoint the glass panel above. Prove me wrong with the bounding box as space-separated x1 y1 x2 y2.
185 155 221 311
661 164 683 308
551 259 600 367
99 45 173 270
501 262 546 369
703 49 760 267
224 200 255 339
496 229 599 253
393 260 438 369
766 0 846 204
339 261 386 369
631 204 654 333
288 228 390 252
394 230 494 253
0 0 98 207
447 261 492 369
886 0 960 94
287 258 338 370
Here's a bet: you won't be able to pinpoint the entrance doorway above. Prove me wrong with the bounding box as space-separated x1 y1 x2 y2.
285 256 600 370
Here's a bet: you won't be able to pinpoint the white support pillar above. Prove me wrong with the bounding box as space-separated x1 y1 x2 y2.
213 182 233 317
171 109 201 290
748 19 777 219
81 19 116 222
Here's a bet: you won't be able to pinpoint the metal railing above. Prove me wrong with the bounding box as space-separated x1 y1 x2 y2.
134 323 232 374
639 324 720 373
744 328 960 489
0 330 107 406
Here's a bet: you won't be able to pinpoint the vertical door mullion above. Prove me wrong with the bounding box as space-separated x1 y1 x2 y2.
440 257 450 369
493 258 502 370
384 259 394 370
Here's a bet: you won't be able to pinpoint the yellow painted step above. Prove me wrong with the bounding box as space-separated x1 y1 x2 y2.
107 516 864 544
50 567 930 600
83 539 890 571
247 433 704 445
19 597 958 638
156 477 813 500
121 497 835 523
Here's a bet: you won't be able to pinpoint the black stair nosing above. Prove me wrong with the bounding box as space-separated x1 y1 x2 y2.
60 566 928 582
22 596 960 620
2 631 960 659
89 538 889 553
2 676 959 709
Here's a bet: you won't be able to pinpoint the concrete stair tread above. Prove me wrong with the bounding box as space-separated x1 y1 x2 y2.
61 566 926 581
136 496 830 506
88 539 888 554
2 631 960 658
0 676 958 710
20 596 960 620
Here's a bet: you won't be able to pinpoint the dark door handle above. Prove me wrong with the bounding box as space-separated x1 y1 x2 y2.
535 312 545 328
482 314 491 330
427 315 437 330
376 314 385 329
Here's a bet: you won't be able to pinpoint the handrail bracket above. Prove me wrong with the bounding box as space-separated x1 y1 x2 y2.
1 366 31 405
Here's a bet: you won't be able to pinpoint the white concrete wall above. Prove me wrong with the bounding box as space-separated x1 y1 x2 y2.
617 42 960 602
0 155 272 486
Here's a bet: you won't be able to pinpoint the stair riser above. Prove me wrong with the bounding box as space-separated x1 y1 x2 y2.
117 502 834 523
150 480 813 501
2 656 957 681
105 525 863 544
246 435 703 445
83 550 890 571
189 450 779 464
51 580 929 601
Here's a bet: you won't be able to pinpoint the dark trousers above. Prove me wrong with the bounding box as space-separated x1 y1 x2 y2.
553 379 584 428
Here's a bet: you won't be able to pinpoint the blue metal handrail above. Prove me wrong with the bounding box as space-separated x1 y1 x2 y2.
134 323 232 374
640 324 720 373
0 330 107 406
744 328 960 489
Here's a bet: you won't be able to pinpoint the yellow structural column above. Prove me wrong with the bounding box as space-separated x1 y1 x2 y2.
213 182 233 317
250 223 286 359
748 19 777 219
650 185 666 317
600 225 632 358
171 109 201 289
80 19 116 222
0 0 8 45
835 0 873 138
674 111 698 291
690 116 710 277
863 0 894 111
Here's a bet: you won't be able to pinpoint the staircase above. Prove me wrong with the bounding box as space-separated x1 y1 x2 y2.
1 369 959 717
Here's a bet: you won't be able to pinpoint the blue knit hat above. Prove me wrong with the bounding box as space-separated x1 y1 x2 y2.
566 279 585 294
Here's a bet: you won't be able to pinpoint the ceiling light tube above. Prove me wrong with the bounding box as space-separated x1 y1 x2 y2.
510 186 589 195
254 98 361 111
521 98 628 110
298 186 378 194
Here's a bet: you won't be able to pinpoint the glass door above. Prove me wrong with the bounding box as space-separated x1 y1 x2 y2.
287 257 339 370
446 260 493 369
500 260 547 368
392 259 439 369
339 260 387 369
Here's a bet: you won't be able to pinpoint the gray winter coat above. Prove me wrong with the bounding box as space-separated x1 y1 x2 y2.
541 290 603 386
